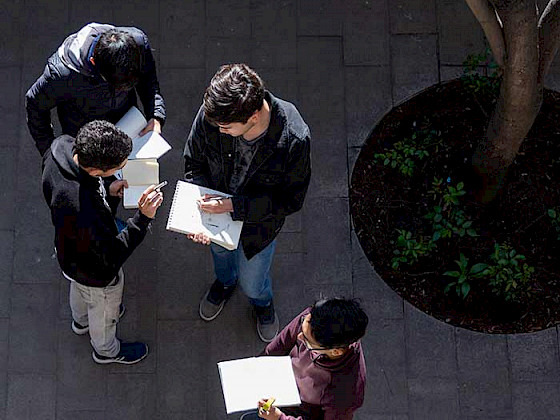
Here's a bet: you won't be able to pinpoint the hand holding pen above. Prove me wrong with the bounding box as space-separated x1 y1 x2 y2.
257 397 282 420
197 193 233 214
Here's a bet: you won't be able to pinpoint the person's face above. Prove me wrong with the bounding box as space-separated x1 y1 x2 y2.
216 120 254 137
297 314 332 352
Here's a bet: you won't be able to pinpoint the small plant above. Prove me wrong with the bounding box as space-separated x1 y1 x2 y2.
374 141 429 177
547 208 560 240
484 243 534 302
391 230 434 270
461 48 501 96
424 180 477 241
443 253 489 299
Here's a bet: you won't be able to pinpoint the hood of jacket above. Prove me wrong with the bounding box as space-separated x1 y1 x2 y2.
58 22 116 76
51 135 81 181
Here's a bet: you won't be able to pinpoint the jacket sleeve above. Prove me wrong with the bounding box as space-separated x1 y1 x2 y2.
261 309 309 356
183 106 211 187
230 131 311 223
135 32 166 124
25 62 65 156
78 211 153 280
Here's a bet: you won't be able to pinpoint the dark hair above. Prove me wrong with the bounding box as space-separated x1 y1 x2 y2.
93 30 142 90
203 63 265 124
309 298 368 348
74 120 132 171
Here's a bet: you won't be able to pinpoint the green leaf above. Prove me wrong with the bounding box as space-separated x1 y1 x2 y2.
433 231 441 241
470 263 489 275
444 283 454 293
461 282 470 298
443 271 460 278
467 229 477 237
548 209 557 218
457 182 464 190
383 158 390 165
434 214 442 223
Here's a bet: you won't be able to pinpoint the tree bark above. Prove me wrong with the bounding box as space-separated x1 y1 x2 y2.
465 0 506 67
472 0 541 202
538 0 560 87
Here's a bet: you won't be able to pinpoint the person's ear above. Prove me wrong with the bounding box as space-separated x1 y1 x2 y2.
330 348 345 357
89 57 95 66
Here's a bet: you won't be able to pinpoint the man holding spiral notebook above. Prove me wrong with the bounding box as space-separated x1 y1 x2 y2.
184 64 311 342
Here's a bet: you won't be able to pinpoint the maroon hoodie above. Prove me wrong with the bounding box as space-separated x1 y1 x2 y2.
262 308 366 420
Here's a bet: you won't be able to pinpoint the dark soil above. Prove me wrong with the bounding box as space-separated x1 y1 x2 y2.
350 79 560 333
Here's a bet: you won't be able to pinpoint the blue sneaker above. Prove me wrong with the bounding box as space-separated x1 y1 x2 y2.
92 342 148 365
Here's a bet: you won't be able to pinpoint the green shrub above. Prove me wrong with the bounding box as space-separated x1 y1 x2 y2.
391 230 434 270
443 253 489 299
461 48 501 96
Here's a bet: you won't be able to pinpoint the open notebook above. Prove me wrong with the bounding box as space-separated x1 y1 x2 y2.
217 356 301 414
115 106 171 159
121 159 159 209
166 181 243 250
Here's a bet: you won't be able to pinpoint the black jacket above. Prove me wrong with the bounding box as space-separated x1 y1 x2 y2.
26 22 166 156
184 91 311 259
42 135 152 287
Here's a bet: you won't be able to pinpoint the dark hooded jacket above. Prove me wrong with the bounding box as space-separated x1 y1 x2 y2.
42 134 152 287
184 91 311 260
26 22 166 156
262 308 367 420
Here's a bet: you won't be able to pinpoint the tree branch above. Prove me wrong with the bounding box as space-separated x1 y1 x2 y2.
466 0 506 67
538 0 560 85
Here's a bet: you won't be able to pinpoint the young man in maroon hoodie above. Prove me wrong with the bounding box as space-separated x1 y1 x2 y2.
241 298 368 420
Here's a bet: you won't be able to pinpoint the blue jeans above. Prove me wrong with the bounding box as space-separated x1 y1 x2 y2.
211 240 276 307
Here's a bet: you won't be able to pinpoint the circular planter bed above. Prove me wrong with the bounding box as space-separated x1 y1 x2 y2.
350 79 560 333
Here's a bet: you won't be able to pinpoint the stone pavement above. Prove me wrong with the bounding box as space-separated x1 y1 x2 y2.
1 0 560 419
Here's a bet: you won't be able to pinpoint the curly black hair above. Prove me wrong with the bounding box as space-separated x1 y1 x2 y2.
203 63 265 124
74 120 132 171
309 298 369 348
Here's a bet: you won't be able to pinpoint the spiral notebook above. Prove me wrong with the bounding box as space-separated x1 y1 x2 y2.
166 181 243 250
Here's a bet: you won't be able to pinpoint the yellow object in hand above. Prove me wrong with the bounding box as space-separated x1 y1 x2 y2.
260 397 276 413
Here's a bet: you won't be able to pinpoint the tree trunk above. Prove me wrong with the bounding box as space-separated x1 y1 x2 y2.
472 0 541 203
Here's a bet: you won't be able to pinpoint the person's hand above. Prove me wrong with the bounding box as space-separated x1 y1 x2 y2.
198 194 233 214
186 232 211 245
138 185 163 218
257 399 283 420
108 179 129 198
139 118 162 136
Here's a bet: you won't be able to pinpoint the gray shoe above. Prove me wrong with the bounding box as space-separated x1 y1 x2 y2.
256 302 279 343
199 280 236 321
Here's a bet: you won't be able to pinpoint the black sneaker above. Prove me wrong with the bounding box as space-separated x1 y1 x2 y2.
199 280 236 321
71 304 126 335
255 301 279 343
92 342 148 365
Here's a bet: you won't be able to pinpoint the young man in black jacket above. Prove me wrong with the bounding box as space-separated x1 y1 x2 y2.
184 64 311 342
26 22 166 157
42 120 163 364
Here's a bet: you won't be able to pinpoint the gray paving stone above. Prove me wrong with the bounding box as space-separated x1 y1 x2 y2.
405 303 457 379
0 69 21 145
343 0 389 66
508 328 560 382
0 149 17 230
106 374 156 420
55 321 107 411
6 374 56 420
253 0 297 41
272 253 308 324
282 211 302 233
352 233 404 320
8 284 58 374
22 0 69 65
207 0 252 38
256 68 299 108
206 38 254 78
408 377 459 420
297 37 347 199
160 0 205 69
56 411 106 420
302 198 351 285
112 1 160 52
13 192 59 284
0 231 13 319
252 40 297 69
389 0 436 34
362 319 408 413
440 65 465 82
303 284 354 301
157 321 208 418
512 381 560 420
391 34 438 104
346 66 392 147
157 235 213 320
297 0 343 36
348 146 362 176
0 319 8 419
0 1 23 65
275 231 304 254
456 329 512 418
436 0 486 65
68 0 113 27
356 415 409 420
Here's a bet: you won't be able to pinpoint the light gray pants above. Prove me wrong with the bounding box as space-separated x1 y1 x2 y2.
68 269 124 357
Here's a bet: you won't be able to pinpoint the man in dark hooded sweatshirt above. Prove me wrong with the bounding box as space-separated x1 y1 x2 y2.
42 120 163 364
26 22 165 157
